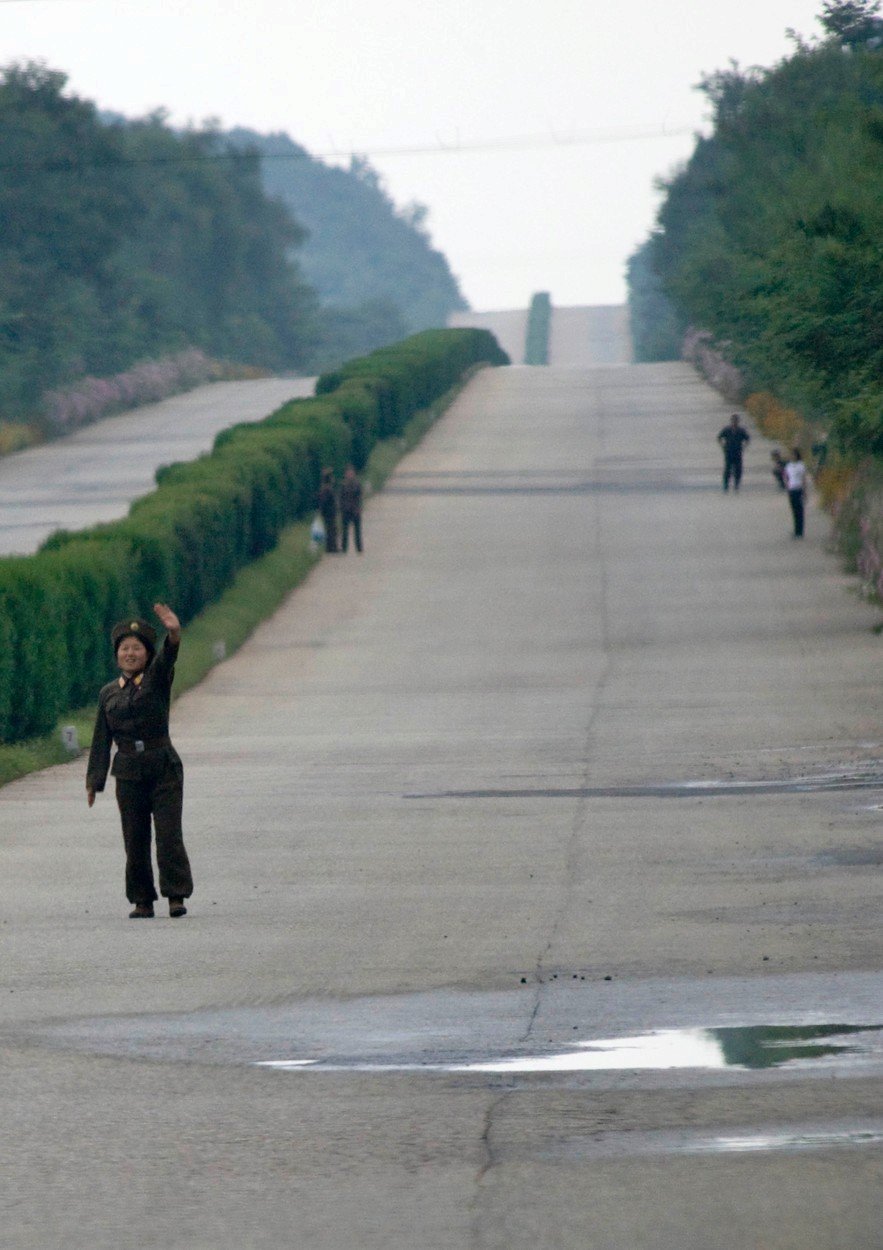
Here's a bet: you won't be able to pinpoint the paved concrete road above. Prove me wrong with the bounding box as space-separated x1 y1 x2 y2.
0 377 314 555
2 363 883 1248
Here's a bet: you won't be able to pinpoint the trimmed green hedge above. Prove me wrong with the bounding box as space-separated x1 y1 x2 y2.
316 327 509 460
524 292 552 366
0 328 508 743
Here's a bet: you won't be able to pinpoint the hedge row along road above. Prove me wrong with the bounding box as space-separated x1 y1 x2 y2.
2 340 882 1247
0 329 507 745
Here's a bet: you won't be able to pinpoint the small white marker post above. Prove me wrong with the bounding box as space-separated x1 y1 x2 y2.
60 725 80 754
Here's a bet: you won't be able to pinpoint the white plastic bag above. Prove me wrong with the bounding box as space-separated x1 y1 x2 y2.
310 513 326 551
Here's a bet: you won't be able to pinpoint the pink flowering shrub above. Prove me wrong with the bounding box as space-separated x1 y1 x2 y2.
41 350 226 433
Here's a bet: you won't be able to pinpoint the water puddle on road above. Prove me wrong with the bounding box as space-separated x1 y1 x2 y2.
551 1123 883 1161
688 1128 883 1154
258 1023 883 1074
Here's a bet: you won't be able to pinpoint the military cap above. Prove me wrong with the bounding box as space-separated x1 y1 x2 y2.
111 617 157 655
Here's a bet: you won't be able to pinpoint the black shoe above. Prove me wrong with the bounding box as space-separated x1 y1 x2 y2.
129 903 154 919
168 898 187 918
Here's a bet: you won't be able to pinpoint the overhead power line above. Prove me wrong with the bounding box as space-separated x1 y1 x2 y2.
312 124 696 160
0 122 697 173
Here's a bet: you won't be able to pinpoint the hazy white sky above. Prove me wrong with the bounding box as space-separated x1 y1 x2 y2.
1 0 829 310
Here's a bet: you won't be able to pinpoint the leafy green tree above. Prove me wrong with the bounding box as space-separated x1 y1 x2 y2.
638 32 883 441
107 116 320 372
0 63 138 408
0 62 470 423
0 64 323 419
626 235 684 361
819 0 883 44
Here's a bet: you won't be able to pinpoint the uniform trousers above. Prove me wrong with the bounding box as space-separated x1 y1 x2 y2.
322 513 338 553
787 488 805 537
341 512 362 552
723 456 743 490
116 755 193 903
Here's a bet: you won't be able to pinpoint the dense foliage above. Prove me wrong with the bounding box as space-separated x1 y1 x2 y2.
0 63 321 421
625 238 683 362
0 63 471 426
0 327 507 743
630 2 883 454
225 129 467 360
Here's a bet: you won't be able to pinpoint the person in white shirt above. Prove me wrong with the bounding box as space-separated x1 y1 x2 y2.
782 448 807 538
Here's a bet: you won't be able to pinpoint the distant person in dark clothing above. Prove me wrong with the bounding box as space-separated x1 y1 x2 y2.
317 468 338 553
782 448 807 537
718 413 750 491
771 449 787 490
339 464 363 553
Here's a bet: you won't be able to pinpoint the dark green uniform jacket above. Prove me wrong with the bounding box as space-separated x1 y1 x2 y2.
339 477 362 517
87 636 181 790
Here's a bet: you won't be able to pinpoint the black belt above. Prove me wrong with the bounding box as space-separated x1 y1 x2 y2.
114 735 171 755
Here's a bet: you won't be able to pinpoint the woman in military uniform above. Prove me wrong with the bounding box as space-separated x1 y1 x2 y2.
86 603 193 918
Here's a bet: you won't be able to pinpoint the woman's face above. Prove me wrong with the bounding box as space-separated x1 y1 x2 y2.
117 636 150 676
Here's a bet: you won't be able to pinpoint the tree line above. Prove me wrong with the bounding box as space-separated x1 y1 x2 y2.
0 62 466 427
627 1 883 459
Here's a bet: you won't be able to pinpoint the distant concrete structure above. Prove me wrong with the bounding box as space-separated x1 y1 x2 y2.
448 303 633 367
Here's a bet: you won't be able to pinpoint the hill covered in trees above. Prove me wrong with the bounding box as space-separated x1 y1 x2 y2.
225 128 467 360
627 0 883 456
0 62 320 422
627 1 883 595
0 62 467 429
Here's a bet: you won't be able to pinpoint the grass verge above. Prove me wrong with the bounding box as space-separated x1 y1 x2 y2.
0 371 475 789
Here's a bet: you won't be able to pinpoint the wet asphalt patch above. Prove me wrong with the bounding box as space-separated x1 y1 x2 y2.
260 1023 883 1076
12 972 883 1158
14 970 883 1082
490 1123 883 1161
387 467 738 495
813 845 883 867
405 771 883 800
387 481 719 495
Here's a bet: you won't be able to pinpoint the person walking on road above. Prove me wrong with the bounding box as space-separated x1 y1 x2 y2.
718 413 750 491
317 467 339 554
339 463 363 553
783 448 807 538
86 604 194 919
